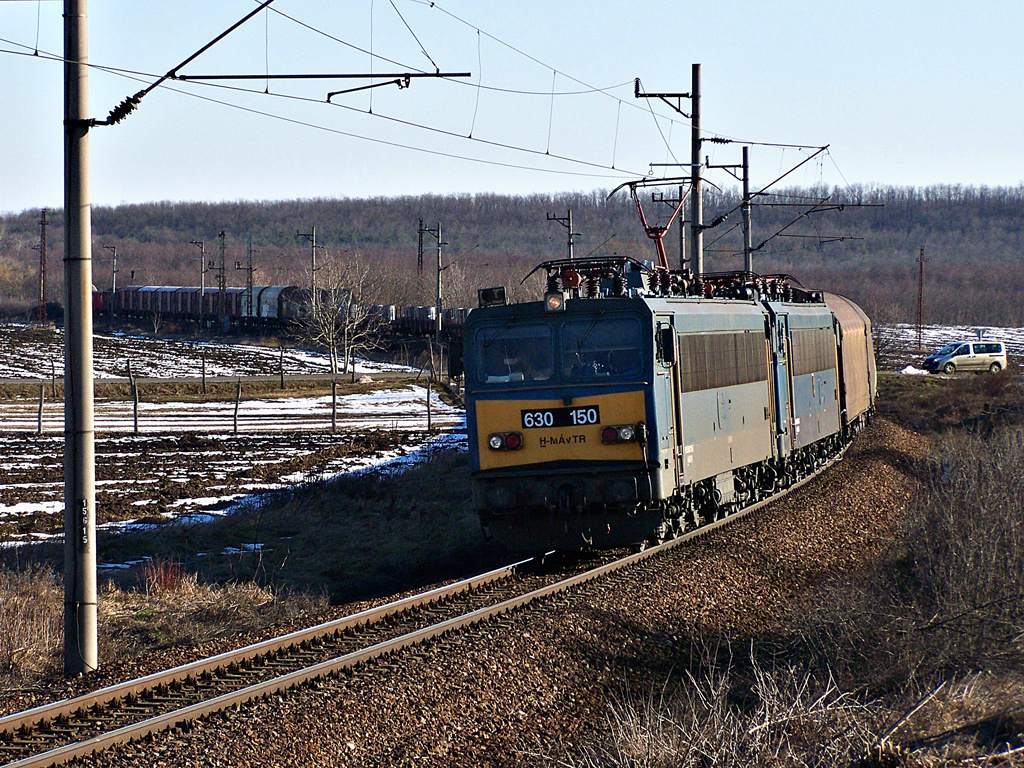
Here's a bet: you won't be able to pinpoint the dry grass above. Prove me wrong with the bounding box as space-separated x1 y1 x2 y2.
217 447 503 603
98 563 325 656
876 371 1024 435
0 569 62 685
801 425 1024 690
549 651 879 767
0 561 327 694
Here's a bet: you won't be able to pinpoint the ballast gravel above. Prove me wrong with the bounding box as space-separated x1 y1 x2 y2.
77 418 928 768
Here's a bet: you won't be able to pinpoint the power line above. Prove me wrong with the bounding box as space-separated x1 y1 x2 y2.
156 79 643 180
4 7 838 190
0 35 644 180
146 64 651 178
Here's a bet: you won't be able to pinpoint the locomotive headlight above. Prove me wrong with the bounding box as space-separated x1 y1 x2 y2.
602 424 639 444
544 291 566 312
488 432 523 451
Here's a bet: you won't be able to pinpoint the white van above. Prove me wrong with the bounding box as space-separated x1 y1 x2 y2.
922 341 1008 374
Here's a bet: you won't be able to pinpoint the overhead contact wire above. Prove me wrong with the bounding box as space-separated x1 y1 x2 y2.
0 35 643 179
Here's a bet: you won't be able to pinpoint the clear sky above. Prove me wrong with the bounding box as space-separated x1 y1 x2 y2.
1 0 1022 214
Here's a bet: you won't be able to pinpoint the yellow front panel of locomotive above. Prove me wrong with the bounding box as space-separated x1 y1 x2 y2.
476 390 647 470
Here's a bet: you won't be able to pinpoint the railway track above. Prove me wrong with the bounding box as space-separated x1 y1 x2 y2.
0 446 845 768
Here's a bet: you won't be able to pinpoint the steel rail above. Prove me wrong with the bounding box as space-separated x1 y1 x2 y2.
0 557 530 738
2 444 848 768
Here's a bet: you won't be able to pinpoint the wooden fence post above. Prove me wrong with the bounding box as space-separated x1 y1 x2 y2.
233 377 242 434
426 370 433 434
331 379 338 433
37 382 44 435
128 359 139 434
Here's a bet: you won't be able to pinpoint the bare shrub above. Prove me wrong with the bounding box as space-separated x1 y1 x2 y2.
905 426 1024 668
0 569 62 684
543 649 878 768
142 558 189 596
802 425 1024 691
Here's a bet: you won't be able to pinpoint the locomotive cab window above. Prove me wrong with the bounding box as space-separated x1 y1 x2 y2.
561 316 643 380
476 323 554 384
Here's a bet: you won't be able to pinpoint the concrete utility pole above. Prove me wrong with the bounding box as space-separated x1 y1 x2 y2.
690 63 703 282
679 185 686 272
546 210 579 261
189 239 207 321
296 226 320 314
417 221 445 343
742 146 753 273
917 247 926 351
35 209 49 324
434 223 442 343
217 230 227 324
417 218 424 274
102 244 118 293
63 0 98 676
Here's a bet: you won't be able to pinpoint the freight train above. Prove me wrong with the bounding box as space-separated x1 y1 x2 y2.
91 285 471 337
464 256 875 553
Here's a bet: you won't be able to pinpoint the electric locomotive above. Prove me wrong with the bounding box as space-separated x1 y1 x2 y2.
464 256 875 553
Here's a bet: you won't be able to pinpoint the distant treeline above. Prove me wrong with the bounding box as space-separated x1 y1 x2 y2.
2 184 1023 326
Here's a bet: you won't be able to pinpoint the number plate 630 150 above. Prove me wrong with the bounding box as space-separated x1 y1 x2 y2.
521 405 600 429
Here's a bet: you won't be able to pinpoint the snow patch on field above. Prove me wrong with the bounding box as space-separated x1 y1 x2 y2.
0 322 413 379
0 427 467 550
881 323 1024 357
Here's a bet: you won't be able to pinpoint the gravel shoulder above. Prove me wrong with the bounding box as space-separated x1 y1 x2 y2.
76 417 926 767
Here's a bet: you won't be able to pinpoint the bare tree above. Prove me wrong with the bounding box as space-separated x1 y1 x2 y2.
292 255 388 378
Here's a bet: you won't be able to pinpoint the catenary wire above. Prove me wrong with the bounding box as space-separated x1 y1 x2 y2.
161 81 639 180
10 37 640 181
4 0 838 192
0 37 646 179
0 36 832 200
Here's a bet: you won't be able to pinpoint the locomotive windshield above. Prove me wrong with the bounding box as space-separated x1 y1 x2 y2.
561 316 642 379
473 313 644 386
476 322 554 384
